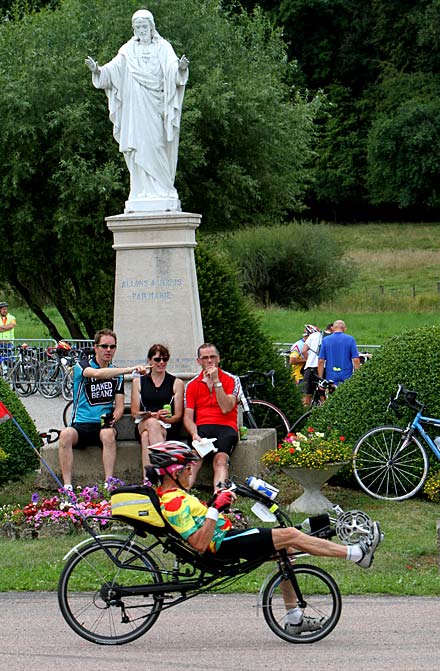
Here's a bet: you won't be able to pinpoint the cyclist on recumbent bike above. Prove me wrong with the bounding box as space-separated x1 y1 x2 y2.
148 442 383 635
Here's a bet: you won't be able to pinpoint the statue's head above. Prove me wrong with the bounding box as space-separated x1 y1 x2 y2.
132 9 155 27
132 9 156 43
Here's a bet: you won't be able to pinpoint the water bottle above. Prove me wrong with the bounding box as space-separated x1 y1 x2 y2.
239 426 248 441
246 476 279 500
100 412 114 428
299 517 311 533
434 436 440 449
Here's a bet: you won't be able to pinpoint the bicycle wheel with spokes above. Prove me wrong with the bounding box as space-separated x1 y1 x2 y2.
353 425 429 501
38 361 63 398
245 399 290 442
58 538 164 645
262 564 341 644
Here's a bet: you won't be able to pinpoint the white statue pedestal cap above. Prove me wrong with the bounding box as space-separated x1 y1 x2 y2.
124 196 182 214
107 210 204 378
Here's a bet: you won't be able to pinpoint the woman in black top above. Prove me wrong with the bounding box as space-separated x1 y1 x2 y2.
131 344 184 478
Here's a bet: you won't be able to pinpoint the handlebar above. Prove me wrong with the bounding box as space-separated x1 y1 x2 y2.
388 384 425 414
239 369 276 389
39 429 61 444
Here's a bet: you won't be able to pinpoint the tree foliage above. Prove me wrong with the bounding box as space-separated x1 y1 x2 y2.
241 0 440 219
0 0 318 336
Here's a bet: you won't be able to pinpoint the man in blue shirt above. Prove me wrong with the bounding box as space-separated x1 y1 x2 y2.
58 328 147 490
317 320 360 386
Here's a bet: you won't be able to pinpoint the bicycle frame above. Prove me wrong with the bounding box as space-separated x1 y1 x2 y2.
409 411 440 459
62 494 308 614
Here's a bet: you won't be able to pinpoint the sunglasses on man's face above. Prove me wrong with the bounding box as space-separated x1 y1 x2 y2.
152 356 169 362
96 343 117 350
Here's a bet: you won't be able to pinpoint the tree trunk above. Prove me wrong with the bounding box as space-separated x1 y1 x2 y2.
12 275 62 340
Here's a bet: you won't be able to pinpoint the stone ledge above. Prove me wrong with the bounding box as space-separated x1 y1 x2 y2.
34 427 276 490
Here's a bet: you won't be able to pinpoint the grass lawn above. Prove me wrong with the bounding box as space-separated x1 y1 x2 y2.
258 308 440 346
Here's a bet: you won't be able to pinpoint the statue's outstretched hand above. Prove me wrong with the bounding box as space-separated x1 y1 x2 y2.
85 56 99 73
178 54 190 71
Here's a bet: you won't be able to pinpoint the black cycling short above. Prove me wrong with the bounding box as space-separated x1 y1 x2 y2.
215 528 275 561
302 367 318 395
197 424 238 456
71 422 117 449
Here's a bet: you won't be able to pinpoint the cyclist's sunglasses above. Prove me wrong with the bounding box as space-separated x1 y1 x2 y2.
97 344 117 350
152 355 169 362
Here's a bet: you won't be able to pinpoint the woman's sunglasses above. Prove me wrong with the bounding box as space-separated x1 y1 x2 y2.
152 355 169 362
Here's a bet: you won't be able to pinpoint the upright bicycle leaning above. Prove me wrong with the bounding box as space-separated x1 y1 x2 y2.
353 383 440 501
58 475 377 646
239 369 290 441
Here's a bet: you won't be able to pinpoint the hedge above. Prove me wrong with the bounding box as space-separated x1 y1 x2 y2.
310 325 440 450
0 380 40 485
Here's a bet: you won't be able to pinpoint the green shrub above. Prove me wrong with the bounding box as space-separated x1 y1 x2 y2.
195 241 302 422
0 380 40 485
218 223 356 308
310 325 440 452
423 467 440 503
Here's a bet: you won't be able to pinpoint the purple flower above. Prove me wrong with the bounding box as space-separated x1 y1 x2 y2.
31 493 40 504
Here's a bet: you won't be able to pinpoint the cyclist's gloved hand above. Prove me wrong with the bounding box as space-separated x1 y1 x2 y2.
211 489 235 512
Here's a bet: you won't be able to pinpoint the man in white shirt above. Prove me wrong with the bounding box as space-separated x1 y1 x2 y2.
301 323 333 406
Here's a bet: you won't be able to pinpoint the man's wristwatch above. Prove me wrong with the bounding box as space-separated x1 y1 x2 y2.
214 382 223 388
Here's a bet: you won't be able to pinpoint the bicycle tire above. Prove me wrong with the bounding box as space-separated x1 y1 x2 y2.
61 367 74 401
353 425 429 501
63 400 73 427
262 563 341 644
289 409 313 433
58 538 164 645
243 399 290 442
12 362 39 397
38 361 63 398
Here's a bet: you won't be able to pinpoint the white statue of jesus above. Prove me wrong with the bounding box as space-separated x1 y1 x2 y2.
85 9 189 213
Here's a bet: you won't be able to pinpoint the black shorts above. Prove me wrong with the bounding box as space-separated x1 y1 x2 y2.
302 367 318 394
71 422 117 449
215 528 275 561
197 424 238 456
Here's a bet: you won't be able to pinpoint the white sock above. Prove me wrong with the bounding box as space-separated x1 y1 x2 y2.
63 484 73 491
286 607 303 625
346 544 363 562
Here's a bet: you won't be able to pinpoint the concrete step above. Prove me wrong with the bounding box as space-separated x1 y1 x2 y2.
35 427 276 490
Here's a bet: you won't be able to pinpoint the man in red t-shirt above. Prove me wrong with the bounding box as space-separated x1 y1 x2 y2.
184 343 240 488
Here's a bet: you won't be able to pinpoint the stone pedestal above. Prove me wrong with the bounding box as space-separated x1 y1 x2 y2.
107 211 203 377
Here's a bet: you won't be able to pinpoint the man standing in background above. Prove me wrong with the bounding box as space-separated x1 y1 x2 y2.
301 323 333 405
318 320 360 386
0 302 16 340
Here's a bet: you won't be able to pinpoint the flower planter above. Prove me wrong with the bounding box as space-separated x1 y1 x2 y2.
283 462 348 514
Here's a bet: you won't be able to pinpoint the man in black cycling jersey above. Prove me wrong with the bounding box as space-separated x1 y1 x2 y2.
59 328 148 490
149 442 382 636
